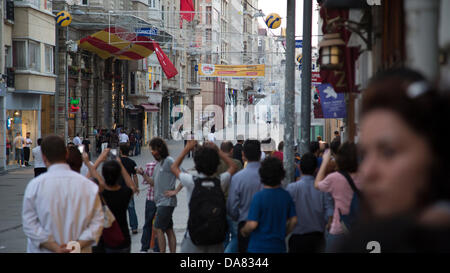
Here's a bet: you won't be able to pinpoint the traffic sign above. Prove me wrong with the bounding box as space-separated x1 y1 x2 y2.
295 40 303 48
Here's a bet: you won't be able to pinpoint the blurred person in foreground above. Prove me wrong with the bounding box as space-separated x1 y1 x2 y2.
336 68 450 252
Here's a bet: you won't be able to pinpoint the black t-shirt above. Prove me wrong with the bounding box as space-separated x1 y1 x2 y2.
119 157 137 188
82 139 91 153
101 186 133 249
233 143 244 164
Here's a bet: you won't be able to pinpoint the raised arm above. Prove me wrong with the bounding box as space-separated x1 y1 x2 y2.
219 150 238 176
171 140 196 179
82 152 106 192
314 149 331 190
116 157 137 193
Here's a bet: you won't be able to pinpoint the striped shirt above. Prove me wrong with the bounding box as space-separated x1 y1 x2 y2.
144 162 157 201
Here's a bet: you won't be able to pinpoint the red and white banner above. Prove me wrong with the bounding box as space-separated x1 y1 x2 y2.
152 41 178 79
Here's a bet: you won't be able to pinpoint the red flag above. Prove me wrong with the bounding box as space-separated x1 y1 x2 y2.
180 0 195 22
152 41 178 79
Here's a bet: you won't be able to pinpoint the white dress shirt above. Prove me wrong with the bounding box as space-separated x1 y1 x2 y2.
22 163 104 253
31 146 46 168
73 136 82 146
119 133 129 143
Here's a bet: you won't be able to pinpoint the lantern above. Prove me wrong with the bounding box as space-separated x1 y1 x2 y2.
318 33 345 69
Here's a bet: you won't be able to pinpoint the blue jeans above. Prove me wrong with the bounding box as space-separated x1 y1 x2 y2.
135 142 141 155
15 148 24 165
140 200 157 251
224 216 238 253
128 197 138 230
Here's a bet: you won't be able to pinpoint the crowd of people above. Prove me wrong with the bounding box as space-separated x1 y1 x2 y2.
21 68 450 253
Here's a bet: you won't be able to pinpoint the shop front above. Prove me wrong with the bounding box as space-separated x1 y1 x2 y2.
5 93 41 168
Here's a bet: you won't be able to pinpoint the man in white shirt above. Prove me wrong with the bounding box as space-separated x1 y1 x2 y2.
32 138 46 177
73 133 82 146
22 135 104 253
13 132 25 167
24 132 33 166
119 130 129 144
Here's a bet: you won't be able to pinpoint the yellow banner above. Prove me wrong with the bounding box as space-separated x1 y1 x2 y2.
198 64 265 78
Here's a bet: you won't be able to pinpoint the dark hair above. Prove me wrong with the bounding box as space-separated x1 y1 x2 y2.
330 140 340 155
67 146 82 173
334 131 339 135
41 135 67 163
119 143 130 155
194 146 220 176
335 142 358 173
309 141 320 154
243 139 261 161
278 141 284 151
37 138 42 146
362 68 450 205
149 137 169 159
300 152 317 175
259 157 285 186
220 141 234 153
102 160 122 186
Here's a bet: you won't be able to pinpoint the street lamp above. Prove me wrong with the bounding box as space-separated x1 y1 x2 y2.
318 33 345 70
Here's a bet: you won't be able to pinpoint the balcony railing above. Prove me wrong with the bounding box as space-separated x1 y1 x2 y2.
6 68 15 88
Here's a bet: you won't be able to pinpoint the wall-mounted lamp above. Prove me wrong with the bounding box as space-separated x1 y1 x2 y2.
318 33 345 70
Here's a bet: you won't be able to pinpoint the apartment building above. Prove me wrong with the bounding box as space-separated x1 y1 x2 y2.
0 0 55 171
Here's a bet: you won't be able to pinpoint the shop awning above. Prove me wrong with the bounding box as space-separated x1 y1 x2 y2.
78 27 155 60
141 104 159 112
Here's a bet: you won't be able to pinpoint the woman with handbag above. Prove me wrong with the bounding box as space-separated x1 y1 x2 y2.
98 158 139 253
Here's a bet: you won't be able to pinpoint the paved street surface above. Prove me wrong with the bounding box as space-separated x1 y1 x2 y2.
0 140 195 253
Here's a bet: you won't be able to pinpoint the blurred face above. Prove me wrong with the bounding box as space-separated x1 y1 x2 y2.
151 147 161 161
359 109 432 218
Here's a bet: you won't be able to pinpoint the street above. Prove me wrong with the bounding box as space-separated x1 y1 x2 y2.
0 140 193 253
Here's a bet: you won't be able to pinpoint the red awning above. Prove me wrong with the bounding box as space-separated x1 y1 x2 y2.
141 104 159 112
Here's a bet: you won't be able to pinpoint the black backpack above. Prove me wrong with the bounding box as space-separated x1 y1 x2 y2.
188 176 228 246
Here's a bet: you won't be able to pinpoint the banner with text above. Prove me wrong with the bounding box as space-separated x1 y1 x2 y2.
198 64 265 78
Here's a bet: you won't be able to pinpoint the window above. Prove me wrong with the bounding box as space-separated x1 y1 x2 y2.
148 66 161 90
206 29 212 45
161 5 165 26
28 41 41 71
81 0 88 5
5 0 14 21
148 0 156 8
13 41 26 69
5 46 13 68
45 45 54 73
206 6 212 24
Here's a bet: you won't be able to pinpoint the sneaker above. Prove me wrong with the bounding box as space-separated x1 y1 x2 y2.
21 165 26 168
139 250 148 253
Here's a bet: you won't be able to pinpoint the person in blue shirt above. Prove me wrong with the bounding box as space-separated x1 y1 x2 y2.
240 157 297 253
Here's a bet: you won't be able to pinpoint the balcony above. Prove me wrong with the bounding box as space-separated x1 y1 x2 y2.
186 81 201 96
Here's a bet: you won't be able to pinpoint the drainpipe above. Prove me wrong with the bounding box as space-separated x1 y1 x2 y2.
404 0 440 81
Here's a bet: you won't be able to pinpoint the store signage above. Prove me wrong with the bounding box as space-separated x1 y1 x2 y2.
69 97 80 113
136 27 159 37
318 83 347 118
198 64 265 78
295 40 303 48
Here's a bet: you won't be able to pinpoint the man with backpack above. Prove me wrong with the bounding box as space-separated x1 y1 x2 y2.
170 140 238 253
